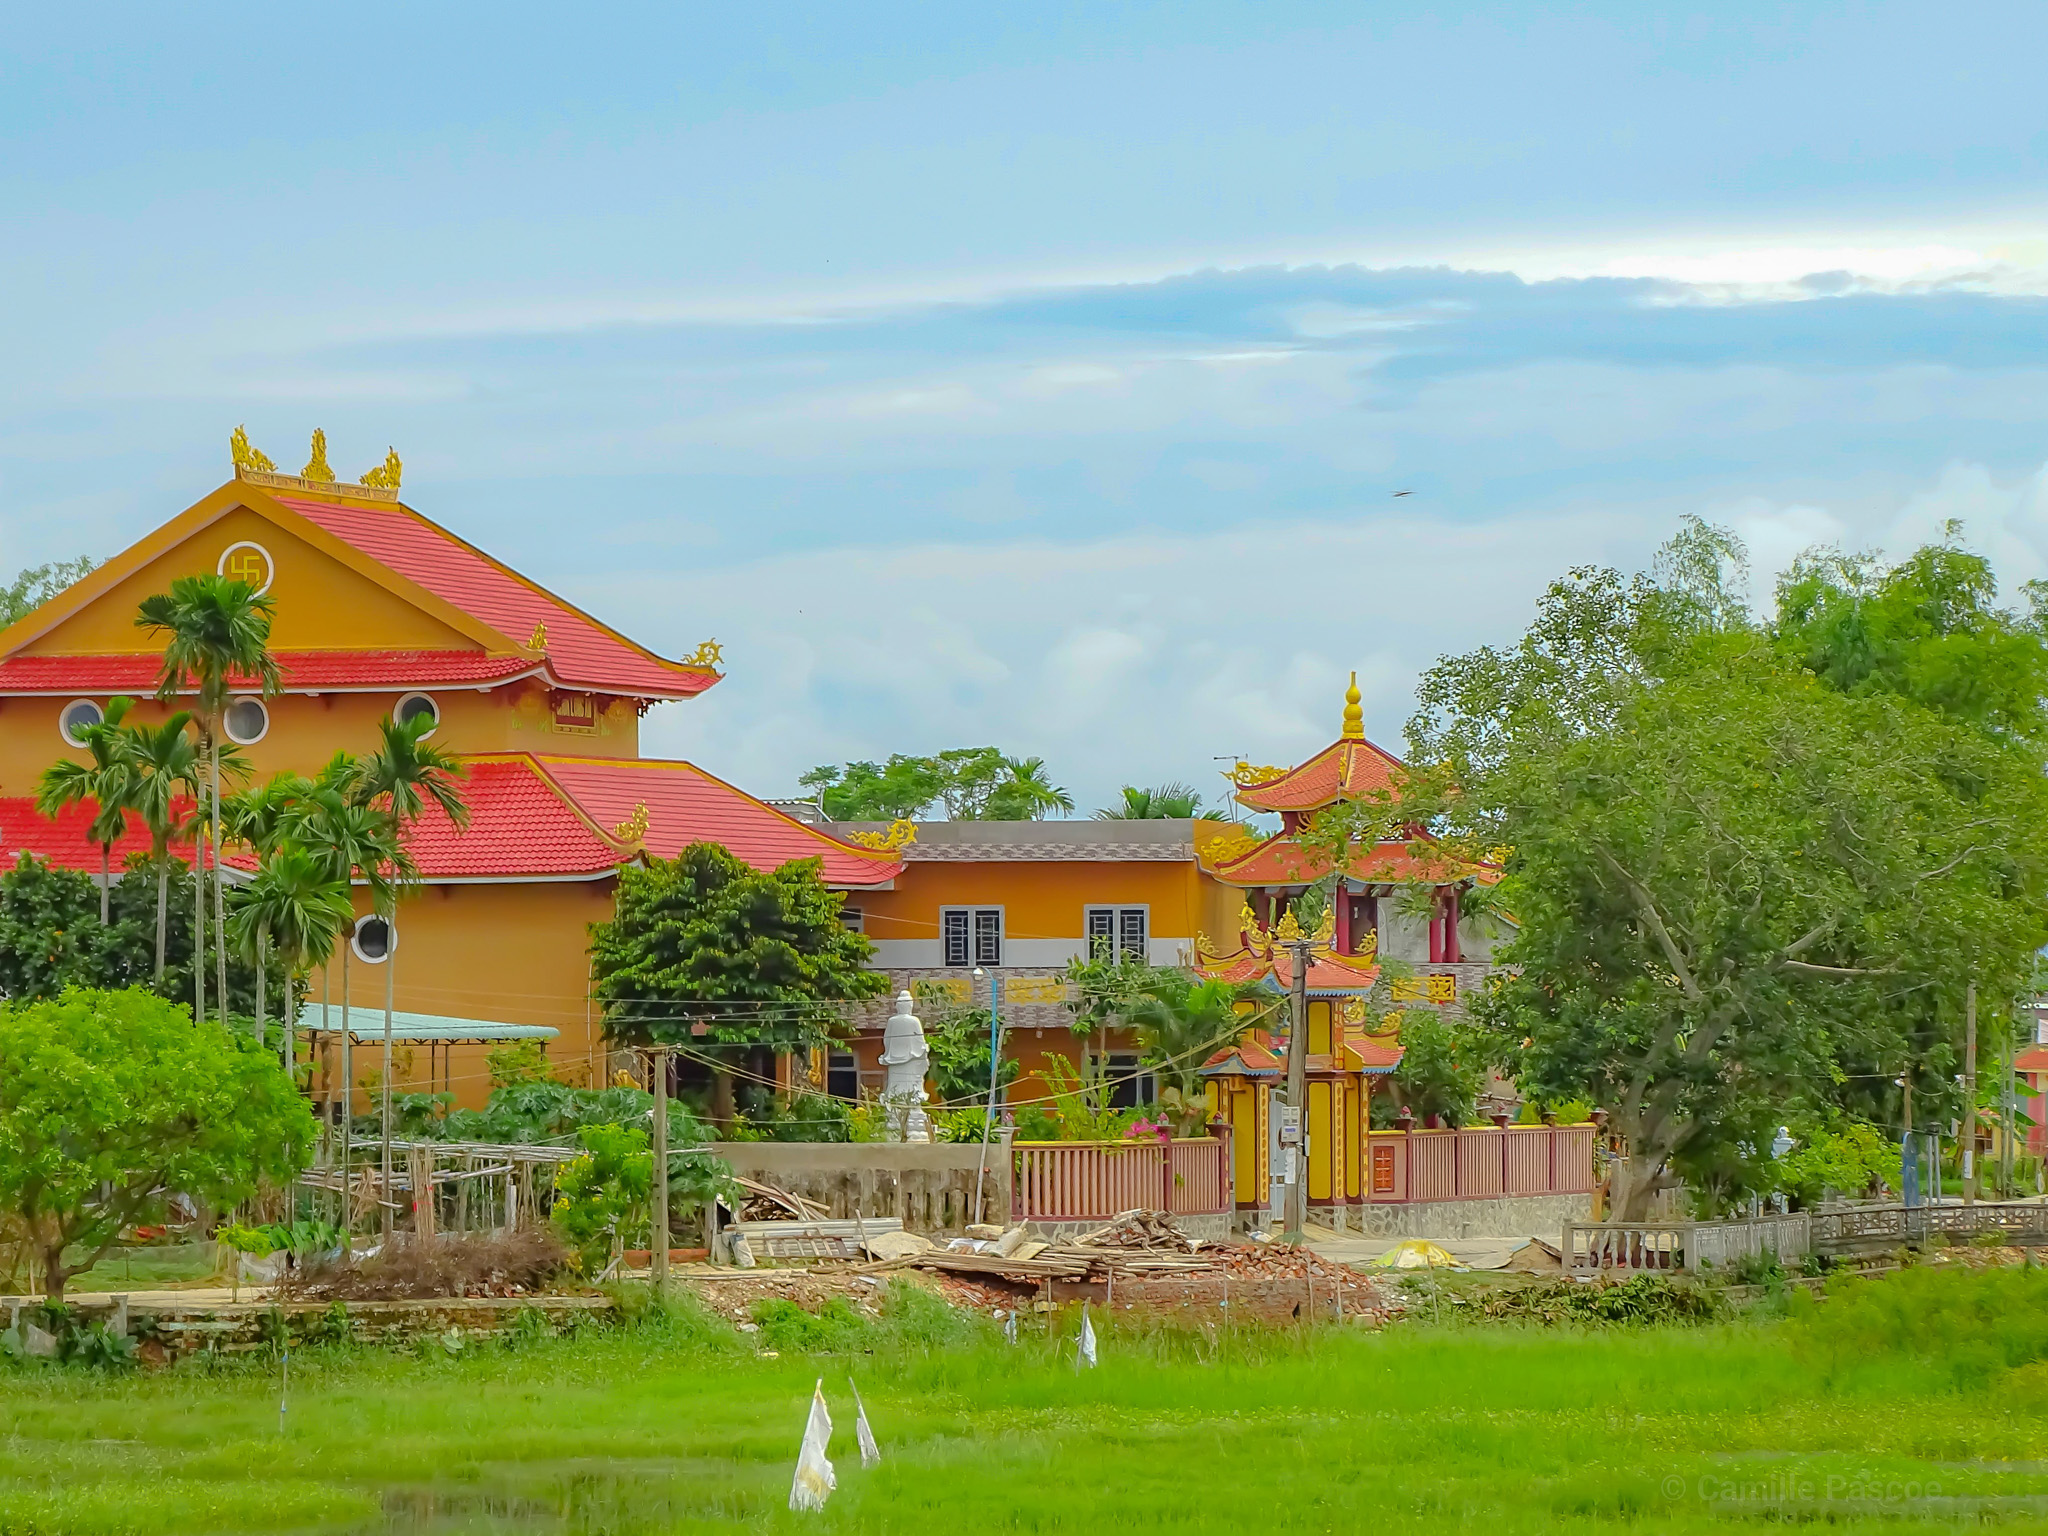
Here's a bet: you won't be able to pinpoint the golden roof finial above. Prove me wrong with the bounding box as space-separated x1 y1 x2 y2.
229 425 275 475
359 447 402 490
846 818 917 853
1341 669 1364 739
613 802 650 843
527 621 548 652
302 429 336 483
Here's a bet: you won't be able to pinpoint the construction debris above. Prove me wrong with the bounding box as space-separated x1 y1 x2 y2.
1075 1210 1205 1253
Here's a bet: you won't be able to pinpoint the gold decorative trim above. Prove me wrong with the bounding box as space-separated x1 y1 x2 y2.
302 429 336 483
682 638 724 671
528 622 548 652
359 447 402 490
846 818 917 853
612 802 650 843
1230 760 1289 787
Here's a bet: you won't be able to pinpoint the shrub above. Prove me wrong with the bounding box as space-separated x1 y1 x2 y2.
1790 1264 2048 1388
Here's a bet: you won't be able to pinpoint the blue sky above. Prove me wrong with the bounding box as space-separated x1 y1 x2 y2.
7 3 2048 810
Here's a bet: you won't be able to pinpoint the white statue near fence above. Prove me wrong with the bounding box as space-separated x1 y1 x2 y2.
878 990 931 1142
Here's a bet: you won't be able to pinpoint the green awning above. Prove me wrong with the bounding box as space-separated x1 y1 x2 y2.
297 1004 560 1046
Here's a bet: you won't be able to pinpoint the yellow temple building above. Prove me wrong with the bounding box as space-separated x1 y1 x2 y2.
0 437 903 1106
1193 677 1509 1220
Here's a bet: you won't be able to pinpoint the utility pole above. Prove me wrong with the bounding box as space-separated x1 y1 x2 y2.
1282 936 1312 1241
2006 1001 2018 1199
650 1044 670 1299
1964 983 1978 1204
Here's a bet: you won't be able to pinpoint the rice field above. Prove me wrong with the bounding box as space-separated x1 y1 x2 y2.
6 1271 2048 1534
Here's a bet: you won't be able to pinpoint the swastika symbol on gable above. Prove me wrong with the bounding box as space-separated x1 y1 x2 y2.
216 541 275 595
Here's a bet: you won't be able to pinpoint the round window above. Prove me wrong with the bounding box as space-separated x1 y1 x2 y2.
59 699 103 746
223 696 269 745
395 691 440 735
351 914 395 964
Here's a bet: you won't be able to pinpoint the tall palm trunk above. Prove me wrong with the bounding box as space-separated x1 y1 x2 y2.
154 856 169 981
340 944 353 1207
381 914 396 1241
209 731 228 1026
254 927 267 1046
99 844 111 925
193 825 206 1026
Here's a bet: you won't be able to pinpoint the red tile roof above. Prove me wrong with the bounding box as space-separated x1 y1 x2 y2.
395 758 623 879
0 796 247 873
1203 833 1490 888
531 755 902 888
278 496 718 701
0 649 538 695
1235 737 1407 814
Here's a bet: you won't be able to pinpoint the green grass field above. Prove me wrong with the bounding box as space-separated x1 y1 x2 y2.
8 1272 2048 1534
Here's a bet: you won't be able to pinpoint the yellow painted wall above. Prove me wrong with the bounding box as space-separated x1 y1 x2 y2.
313 877 619 1110
859 858 1221 944
24 506 478 657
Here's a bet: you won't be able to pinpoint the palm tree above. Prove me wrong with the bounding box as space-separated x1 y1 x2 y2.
1093 782 1206 820
288 774 404 1184
123 712 202 982
137 575 282 1026
1127 973 1263 1132
227 842 352 1078
984 755 1075 820
34 695 140 924
224 773 315 1041
350 712 469 1233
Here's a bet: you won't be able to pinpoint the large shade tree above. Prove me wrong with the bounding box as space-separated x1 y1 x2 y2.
0 987 315 1298
590 843 889 1124
1408 521 2048 1217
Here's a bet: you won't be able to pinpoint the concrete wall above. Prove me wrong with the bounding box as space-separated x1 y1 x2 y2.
710 1140 1012 1235
1309 1191 1591 1239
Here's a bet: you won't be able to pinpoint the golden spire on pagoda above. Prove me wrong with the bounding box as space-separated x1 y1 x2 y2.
302 429 336 483
1341 670 1364 739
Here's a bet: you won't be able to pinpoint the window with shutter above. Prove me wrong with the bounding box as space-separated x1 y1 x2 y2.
1086 907 1116 960
1118 907 1148 963
942 909 970 967
974 909 1003 967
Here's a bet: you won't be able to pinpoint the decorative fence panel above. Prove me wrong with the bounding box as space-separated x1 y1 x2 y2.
1357 1125 1594 1205
1564 1213 1812 1272
1012 1139 1232 1223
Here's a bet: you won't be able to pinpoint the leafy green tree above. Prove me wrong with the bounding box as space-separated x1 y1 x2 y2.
1383 1011 1486 1128
1094 782 1206 819
34 695 139 925
137 574 281 1026
919 996 1021 1104
799 756 946 820
0 556 97 629
1409 522 2048 1217
590 843 888 1124
0 987 315 1298
0 854 267 1009
549 1121 734 1270
222 773 316 1040
799 747 1072 820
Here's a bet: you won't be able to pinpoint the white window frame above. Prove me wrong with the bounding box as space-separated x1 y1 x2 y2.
941 906 1003 968
1085 904 1150 964
223 694 271 745
395 691 441 738
350 912 396 964
58 698 103 747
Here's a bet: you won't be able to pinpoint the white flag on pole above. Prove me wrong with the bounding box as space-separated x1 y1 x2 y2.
1077 1303 1098 1369
789 1379 836 1512
850 1378 881 1469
